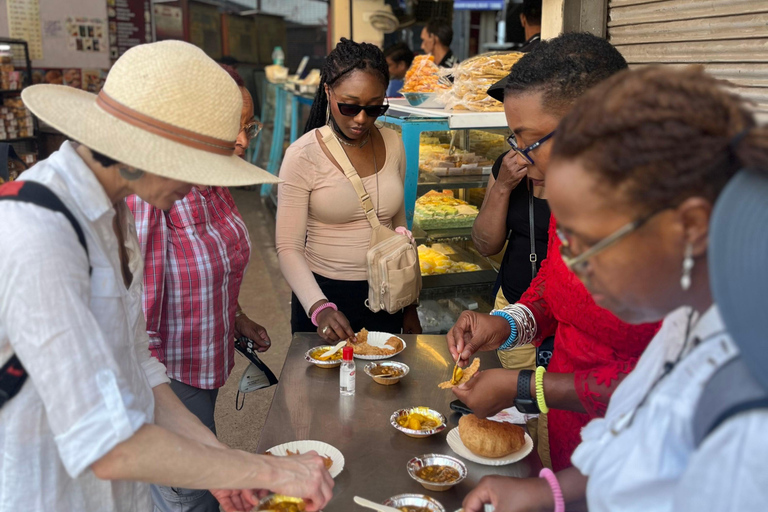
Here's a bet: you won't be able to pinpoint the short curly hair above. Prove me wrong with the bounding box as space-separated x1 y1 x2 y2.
504 32 628 115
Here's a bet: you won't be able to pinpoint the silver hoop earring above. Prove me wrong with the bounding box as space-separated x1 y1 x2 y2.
119 167 145 181
325 102 330 125
681 242 694 291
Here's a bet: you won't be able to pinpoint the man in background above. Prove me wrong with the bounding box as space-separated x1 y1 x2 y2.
519 0 542 52
384 42 414 97
420 18 459 68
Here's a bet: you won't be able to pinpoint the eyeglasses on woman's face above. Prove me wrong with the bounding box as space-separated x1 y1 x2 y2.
507 130 555 166
241 119 263 141
557 209 666 275
330 89 389 118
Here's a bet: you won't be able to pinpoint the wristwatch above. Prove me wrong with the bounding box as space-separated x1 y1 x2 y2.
515 369 540 414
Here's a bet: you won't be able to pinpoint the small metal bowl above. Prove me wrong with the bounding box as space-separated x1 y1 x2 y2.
255 494 306 511
407 454 467 492
364 361 410 385
384 493 446 512
391 407 447 438
304 345 343 369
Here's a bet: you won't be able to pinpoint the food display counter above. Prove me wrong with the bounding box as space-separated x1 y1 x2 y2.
382 100 510 330
256 333 538 511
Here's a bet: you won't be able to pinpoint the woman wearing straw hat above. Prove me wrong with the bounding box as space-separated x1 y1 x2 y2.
461 66 768 512
0 41 333 512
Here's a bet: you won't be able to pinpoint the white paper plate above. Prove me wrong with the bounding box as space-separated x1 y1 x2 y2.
446 427 533 466
266 440 345 478
353 331 406 360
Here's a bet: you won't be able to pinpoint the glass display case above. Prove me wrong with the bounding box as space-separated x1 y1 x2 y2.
382 99 510 332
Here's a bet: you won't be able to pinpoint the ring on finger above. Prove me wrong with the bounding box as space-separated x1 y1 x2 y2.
322 325 330 335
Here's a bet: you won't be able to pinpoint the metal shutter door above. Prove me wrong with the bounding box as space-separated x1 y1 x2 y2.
608 0 768 120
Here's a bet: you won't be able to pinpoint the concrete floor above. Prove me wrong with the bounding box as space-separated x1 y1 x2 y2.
213 188 292 453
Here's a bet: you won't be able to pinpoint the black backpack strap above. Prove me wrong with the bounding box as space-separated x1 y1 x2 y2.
693 355 768 447
0 180 91 409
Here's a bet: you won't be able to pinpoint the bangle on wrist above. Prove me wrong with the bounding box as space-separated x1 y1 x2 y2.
490 310 518 350
311 302 337 327
535 365 549 414
539 468 565 512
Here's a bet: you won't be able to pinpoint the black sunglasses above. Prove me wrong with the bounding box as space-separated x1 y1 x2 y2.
330 90 389 118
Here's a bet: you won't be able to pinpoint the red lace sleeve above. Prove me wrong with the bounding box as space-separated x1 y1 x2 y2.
518 214 558 344
574 360 637 417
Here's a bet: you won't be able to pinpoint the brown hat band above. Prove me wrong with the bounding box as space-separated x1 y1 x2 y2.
96 91 236 156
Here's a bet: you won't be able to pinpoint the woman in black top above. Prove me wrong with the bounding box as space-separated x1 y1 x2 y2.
471 149 549 369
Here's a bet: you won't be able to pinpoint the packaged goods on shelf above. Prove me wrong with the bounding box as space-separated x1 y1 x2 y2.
0 97 34 140
439 52 524 112
418 142 494 177
418 244 482 276
401 55 450 94
414 190 479 230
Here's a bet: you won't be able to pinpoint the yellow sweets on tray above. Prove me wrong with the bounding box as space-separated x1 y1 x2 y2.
418 245 482 276
401 55 450 93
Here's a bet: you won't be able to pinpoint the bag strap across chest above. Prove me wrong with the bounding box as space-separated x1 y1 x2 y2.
319 125 381 229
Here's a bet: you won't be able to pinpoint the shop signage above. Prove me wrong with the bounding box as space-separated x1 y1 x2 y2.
107 0 151 60
454 1 505 10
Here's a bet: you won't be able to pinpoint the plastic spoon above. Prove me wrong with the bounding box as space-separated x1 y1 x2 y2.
319 341 346 360
353 496 402 512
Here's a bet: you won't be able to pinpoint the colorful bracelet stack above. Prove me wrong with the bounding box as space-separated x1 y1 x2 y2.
539 468 565 512
535 365 549 414
311 302 338 327
490 309 518 350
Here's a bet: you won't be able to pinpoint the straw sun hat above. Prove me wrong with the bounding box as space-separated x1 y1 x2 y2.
21 40 279 187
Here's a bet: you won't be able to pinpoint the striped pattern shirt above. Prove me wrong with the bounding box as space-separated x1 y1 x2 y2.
127 186 251 389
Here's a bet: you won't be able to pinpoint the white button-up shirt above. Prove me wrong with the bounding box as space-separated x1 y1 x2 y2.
0 142 170 511
572 305 768 511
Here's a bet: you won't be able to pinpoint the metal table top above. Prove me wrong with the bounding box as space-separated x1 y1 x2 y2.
256 334 534 511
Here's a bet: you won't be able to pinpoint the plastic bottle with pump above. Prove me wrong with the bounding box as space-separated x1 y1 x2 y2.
340 346 355 396
272 46 285 67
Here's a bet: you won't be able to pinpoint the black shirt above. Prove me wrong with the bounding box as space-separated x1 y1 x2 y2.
491 151 550 303
438 50 459 68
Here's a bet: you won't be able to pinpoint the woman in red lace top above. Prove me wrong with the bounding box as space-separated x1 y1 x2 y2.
448 34 660 471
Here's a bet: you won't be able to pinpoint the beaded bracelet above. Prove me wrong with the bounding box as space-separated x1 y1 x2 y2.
535 365 549 414
539 468 565 512
490 310 518 350
311 302 338 327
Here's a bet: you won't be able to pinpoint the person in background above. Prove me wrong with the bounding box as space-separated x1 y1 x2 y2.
126 64 269 512
421 18 459 68
0 40 332 512
519 0 542 51
277 38 421 342
462 65 768 512
474 0 544 372
448 34 659 472
383 42 414 97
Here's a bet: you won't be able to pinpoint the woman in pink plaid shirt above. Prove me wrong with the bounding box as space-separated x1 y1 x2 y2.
127 65 270 512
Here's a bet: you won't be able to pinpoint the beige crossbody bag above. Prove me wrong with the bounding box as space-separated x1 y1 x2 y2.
319 126 421 313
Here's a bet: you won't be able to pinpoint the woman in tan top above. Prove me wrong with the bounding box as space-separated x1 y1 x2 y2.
276 38 421 340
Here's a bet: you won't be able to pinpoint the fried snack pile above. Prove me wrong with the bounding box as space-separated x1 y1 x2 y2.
443 52 524 112
346 328 404 356
401 55 450 93
438 358 480 389
265 449 333 470
458 414 526 458
418 244 482 276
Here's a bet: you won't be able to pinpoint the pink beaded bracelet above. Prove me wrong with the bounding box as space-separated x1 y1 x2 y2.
311 302 338 327
539 468 565 512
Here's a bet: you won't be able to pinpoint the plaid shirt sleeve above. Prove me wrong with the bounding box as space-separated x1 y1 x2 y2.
126 195 167 363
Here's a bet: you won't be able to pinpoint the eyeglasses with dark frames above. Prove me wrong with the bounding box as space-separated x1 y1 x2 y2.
557 209 666 274
330 89 389 118
506 130 556 165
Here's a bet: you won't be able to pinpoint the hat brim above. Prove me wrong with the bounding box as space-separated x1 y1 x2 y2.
22 84 280 187
710 169 768 390
487 76 508 103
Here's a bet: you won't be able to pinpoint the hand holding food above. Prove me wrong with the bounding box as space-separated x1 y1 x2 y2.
315 307 355 343
447 311 512 365
262 451 334 512
451 368 520 418
438 358 480 388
